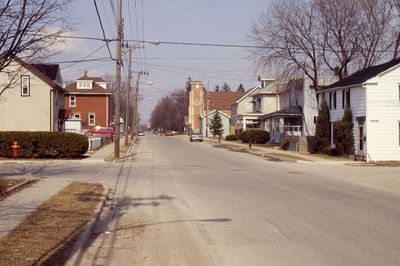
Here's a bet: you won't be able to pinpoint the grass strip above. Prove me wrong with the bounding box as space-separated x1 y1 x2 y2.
0 181 104 266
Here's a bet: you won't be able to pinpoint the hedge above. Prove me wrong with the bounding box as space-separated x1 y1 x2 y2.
0 132 88 158
239 130 270 144
225 134 237 141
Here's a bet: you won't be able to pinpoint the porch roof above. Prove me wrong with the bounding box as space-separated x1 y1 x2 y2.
261 106 302 119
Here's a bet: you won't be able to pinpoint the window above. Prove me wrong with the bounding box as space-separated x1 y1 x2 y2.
69 95 76 107
21 76 30 96
346 89 351 108
88 113 95 126
329 92 332 109
77 81 92 89
333 91 337 109
314 116 317 124
316 94 320 106
73 113 81 119
342 90 345 109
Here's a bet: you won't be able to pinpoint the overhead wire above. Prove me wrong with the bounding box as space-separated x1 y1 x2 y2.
93 0 113 59
61 44 107 70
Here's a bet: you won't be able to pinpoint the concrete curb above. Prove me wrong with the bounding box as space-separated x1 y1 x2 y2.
5 178 37 194
66 187 111 266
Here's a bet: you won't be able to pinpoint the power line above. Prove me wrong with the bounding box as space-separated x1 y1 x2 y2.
93 0 113 59
62 44 107 70
54 57 113 65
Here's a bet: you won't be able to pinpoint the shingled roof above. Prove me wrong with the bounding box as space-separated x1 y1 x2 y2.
31 64 59 81
323 58 400 90
205 91 245 111
65 82 111 95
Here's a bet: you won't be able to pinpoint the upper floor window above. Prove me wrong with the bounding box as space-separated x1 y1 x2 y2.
77 81 92 89
21 76 30 96
329 92 332 109
346 89 351 108
342 90 345 109
73 113 81 119
69 95 76 107
333 91 337 109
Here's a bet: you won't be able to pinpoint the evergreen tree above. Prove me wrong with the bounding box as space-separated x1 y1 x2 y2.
334 106 354 155
214 84 220 92
209 111 224 142
221 82 231 91
315 99 330 152
237 83 245 92
185 77 192 92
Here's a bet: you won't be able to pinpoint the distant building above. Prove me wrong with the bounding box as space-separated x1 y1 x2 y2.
64 71 111 131
0 57 66 131
188 81 244 134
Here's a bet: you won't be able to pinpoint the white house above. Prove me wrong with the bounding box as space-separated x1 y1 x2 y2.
317 58 400 161
261 78 319 144
231 78 277 133
0 57 66 131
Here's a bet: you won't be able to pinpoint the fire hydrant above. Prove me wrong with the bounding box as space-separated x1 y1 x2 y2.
11 141 20 158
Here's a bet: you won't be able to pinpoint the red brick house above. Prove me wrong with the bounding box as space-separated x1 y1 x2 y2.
64 71 111 131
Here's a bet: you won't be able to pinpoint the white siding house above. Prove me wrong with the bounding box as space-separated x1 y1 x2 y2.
262 78 318 144
318 58 400 161
0 57 66 131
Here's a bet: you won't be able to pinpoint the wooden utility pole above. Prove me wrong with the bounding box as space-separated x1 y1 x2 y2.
131 70 148 138
114 0 122 158
124 44 132 146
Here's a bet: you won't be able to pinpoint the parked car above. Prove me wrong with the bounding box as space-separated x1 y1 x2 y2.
165 130 175 136
190 132 203 142
88 126 114 136
138 130 145 136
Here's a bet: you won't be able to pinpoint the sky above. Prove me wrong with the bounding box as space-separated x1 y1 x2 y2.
52 0 271 123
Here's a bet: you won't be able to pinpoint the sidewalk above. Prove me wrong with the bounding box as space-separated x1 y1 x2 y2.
82 137 135 163
0 177 70 237
204 137 353 165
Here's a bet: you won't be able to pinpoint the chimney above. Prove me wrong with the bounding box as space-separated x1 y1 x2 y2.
84 70 88 77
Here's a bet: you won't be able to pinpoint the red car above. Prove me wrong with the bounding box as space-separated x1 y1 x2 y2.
88 126 114 136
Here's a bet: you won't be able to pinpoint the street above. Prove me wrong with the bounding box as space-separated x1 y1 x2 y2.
1 134 400 265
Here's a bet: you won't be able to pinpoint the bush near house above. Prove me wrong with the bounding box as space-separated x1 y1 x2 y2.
0 132 88 158
239 130 270 144
315 100 330 153
225 134 237 141
334 106 354 155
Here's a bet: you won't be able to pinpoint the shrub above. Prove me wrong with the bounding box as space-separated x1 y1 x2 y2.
239 130 270 144
0 132 88 158
225 134 237 141
334 106 354 155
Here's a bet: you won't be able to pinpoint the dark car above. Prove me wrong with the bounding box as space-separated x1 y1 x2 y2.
88 126 114 136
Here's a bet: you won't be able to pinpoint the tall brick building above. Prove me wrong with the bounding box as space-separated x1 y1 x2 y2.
188 81 244 133
64 71 111 130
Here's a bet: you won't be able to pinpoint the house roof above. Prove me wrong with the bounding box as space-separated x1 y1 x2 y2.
77 74 106 83
31 64 59 81
323 58 400 90
205 91 245 111
200 109 231 119
232 86 260 104
262 106 302 119
65 82 111 95
13 57 65 93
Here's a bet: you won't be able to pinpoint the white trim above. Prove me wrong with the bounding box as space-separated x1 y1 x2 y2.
201 109 230 119
88 112 96 126
232 85 260 104
69 95 76 107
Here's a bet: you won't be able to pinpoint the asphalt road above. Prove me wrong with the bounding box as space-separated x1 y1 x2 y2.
2 134 400 265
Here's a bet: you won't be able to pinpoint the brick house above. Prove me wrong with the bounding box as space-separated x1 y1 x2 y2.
64 71 111 131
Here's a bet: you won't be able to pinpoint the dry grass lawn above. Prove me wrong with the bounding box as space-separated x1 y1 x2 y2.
0 182 104 266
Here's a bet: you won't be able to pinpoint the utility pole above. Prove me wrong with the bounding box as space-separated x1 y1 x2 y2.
123 44 143 146
113 0 122 158
131 70 148 139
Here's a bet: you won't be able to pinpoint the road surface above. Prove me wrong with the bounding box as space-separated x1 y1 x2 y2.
1 134 400 265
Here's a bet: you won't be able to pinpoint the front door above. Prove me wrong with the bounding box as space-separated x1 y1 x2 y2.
358 124 365 154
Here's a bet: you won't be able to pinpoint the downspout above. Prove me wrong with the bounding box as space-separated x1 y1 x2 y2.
50 89 53 132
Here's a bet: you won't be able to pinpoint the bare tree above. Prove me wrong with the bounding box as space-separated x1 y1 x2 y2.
0 0 71 95
250 0 397 85
251 0 321 86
